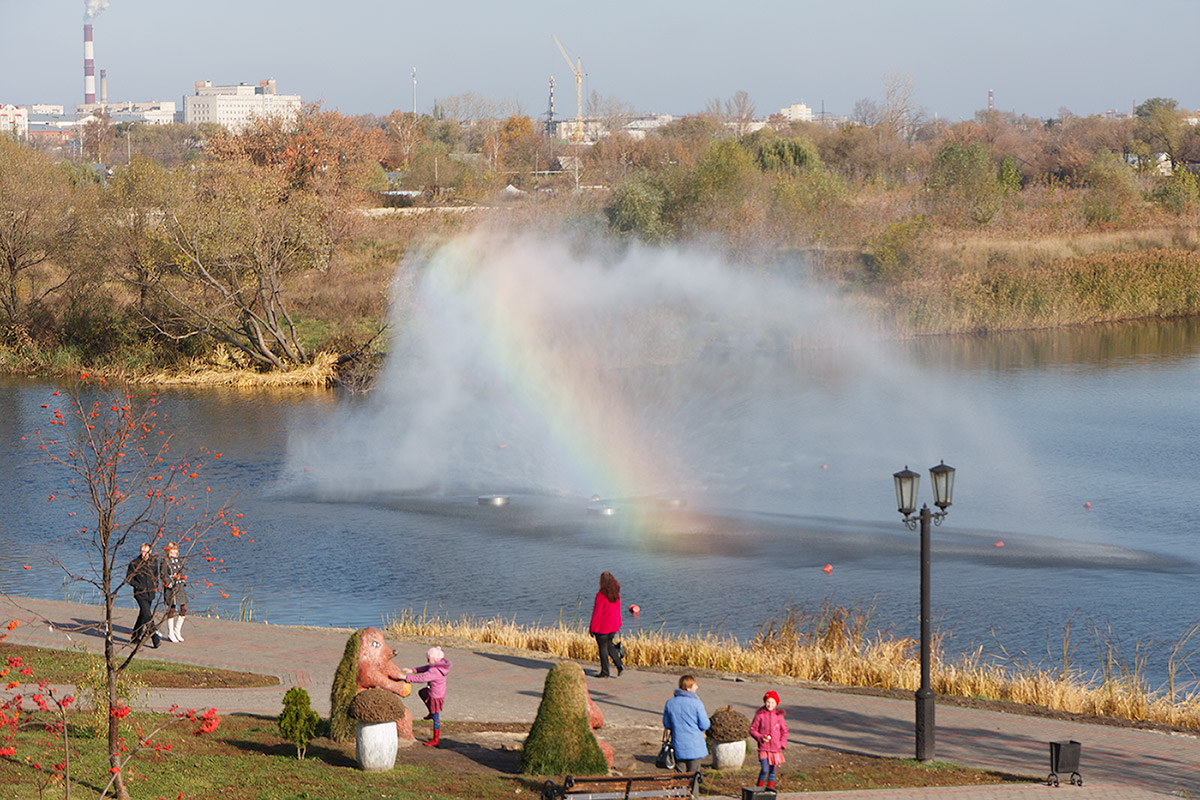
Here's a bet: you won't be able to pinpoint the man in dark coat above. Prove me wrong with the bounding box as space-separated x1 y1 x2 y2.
126 542 162 648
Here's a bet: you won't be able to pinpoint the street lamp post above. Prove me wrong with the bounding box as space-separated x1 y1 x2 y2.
893 461 956 763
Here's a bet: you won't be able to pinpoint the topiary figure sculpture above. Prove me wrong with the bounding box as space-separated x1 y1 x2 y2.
519 661 609 776
329 627 413 743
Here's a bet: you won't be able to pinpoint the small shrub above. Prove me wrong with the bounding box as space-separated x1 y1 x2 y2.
707 705 751 743
519 661 608 775
278 686 321 760
75 650 146 739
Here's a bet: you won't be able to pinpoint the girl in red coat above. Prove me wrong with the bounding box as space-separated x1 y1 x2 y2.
588 571 624 678
749 690 788 790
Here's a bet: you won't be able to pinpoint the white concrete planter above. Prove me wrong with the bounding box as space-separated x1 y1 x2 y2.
356 721 398 771
712 739 747 770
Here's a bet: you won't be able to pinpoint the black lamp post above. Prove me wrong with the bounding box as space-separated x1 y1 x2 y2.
893 460 955 763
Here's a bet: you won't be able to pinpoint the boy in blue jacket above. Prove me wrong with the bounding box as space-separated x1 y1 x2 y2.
662 674 710 772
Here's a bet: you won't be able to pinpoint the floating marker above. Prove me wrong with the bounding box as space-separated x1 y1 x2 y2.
822 564 833 574
821 464 828 470
1085 501 1091 509
629 603 640 616
478 495 509 507
994 541 1004 547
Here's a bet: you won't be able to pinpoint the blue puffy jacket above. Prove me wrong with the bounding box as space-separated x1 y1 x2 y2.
662 689 710 760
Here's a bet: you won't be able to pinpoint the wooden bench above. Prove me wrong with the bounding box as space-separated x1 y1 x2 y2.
541 772 701 800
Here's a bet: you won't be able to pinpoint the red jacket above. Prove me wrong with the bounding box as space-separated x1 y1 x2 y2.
750 707 788 754
589 591 622 635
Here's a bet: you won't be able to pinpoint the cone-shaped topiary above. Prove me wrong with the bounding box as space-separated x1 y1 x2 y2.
707 705 751 743
329 629 364 742
519 661 608 775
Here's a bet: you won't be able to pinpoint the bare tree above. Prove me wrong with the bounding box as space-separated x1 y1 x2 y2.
725 90 757 137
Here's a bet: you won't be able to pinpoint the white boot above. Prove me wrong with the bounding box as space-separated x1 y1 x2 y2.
165 616 179 643
175 616 186 642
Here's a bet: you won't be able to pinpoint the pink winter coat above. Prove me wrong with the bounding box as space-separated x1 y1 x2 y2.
750 707 788 755
589 591 622 635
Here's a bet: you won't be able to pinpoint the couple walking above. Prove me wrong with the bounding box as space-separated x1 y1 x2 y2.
125 541 188 648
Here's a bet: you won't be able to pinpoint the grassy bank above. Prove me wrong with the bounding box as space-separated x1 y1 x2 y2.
0 713 1020 799
868 247 1200 334
387 604 1200 731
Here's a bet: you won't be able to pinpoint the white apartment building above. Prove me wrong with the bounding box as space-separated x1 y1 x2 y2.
0 104 30 137
780 103 813 123
183 80 301 132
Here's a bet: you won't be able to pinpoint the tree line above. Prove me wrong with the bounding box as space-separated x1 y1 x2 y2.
5 94 1199 375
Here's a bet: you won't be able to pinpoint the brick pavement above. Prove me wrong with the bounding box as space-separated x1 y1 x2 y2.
3 595 1196 799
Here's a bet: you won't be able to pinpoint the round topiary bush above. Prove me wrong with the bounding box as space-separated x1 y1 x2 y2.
519 661 608 776
707 705 751 743
348 688 407 723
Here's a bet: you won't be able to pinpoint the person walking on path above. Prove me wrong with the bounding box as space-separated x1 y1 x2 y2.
589 571 624 678
750 689 789 790
162 542 188 643
125 542 162 648
663 674 710 773
403 645 452 747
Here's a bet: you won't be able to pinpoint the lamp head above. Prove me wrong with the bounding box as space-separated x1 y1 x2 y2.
930 461 955 510
893 466 919 516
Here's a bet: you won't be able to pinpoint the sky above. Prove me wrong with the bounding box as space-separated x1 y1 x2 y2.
1 0 1197 123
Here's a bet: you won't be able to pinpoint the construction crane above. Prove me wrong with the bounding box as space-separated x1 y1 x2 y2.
552 34 584 143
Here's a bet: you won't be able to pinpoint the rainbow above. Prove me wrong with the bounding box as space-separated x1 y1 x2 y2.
415 232 687 507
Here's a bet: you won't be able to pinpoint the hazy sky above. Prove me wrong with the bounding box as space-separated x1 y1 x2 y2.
1 0 1196 122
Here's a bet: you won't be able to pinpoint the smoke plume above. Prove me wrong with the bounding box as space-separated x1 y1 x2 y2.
84 0 110 20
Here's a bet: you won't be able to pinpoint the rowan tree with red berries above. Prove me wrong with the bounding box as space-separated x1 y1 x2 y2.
31 375 245 799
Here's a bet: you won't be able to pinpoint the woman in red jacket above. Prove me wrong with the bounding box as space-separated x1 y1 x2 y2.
588 571 624 678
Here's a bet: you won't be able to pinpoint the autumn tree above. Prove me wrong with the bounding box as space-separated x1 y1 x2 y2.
1134 97 1186 168
0 139 88 328
207 102 387 196
153 161 330 369
383 110 427 169
37 379 241 798
100 156 174 310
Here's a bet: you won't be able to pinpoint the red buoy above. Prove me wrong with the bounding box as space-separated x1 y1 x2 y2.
822 564 833 574
629 604 640 616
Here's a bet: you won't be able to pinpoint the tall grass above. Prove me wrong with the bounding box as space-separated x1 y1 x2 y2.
387 604 1200 729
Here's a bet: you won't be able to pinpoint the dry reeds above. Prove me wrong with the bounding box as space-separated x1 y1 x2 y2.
386 605 1200 730
139 349 339 387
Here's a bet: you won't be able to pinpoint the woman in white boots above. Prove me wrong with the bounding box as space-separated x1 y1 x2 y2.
163 542 189 643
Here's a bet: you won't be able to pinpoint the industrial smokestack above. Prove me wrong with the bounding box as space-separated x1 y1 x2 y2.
84 24 96 104
100 69 107 105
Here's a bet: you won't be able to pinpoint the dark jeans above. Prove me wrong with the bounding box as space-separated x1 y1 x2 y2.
592 632 623 676
133 591 155 643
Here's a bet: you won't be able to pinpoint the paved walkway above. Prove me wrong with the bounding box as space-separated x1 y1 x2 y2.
3 595 1197 799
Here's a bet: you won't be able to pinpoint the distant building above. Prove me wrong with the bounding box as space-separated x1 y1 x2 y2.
1 104 30 137
780 103 813 123
183 80 301 132
75 100 177 125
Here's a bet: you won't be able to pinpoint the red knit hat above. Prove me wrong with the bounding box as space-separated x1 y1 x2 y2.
764 690 780 704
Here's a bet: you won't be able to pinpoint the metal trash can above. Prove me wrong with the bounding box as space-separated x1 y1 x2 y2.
742 788 776 800
1047 740 1082 787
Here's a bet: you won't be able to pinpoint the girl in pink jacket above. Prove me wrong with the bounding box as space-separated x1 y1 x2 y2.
403 646 452 747
749 690 788 790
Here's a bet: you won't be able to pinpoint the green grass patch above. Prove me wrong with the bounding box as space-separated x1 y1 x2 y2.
0 713 1028 800
0 644 277 689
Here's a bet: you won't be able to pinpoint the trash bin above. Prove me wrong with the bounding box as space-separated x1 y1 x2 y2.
1047 740 1082 787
